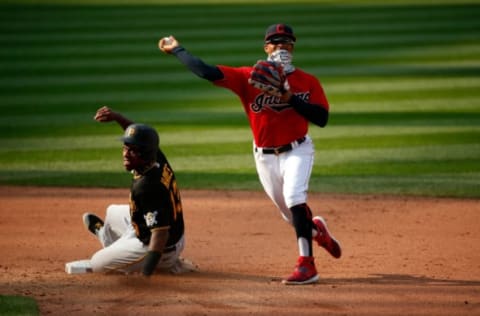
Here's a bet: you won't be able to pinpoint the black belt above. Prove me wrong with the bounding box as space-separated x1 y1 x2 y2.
256 137 306 155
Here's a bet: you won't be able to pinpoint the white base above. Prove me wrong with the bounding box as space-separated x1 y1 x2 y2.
65 259 93 274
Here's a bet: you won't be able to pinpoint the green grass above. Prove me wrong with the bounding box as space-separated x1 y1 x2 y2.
0 1 479 198
0 295 39 316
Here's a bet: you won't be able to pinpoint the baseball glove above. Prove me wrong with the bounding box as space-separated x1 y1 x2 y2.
248 60 288 97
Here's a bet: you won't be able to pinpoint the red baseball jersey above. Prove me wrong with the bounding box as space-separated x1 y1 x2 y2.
213 65 329 148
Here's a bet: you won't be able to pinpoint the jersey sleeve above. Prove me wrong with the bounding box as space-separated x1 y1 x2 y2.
213 65 252 96
307 74 329 111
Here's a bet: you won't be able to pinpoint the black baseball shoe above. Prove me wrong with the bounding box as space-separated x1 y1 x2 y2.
82 213 104 236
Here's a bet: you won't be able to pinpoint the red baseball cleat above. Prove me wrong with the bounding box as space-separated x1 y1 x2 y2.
313 216 342 259
282 256 319 285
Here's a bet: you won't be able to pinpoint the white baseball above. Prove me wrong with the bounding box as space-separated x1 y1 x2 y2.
163 37 172 45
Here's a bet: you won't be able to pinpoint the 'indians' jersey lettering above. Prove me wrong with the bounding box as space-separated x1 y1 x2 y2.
251 92 310 113
129 149 184 246
214 65 329 147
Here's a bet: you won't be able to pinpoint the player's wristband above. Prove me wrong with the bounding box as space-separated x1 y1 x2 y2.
171 46 185 55
142 250 162 276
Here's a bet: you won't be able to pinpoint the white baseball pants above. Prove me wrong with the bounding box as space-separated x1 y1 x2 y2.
90 204 184 274
253 135 314 224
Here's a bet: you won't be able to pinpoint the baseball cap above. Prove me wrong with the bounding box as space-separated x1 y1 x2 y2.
264 24 296 43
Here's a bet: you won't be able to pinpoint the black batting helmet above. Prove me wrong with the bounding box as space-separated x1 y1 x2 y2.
121 123 159 162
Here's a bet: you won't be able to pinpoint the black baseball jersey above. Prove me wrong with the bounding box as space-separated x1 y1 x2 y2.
129 149 184 247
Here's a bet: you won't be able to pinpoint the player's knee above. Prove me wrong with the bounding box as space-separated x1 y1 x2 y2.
106 204 120 215
285 193 307 209
105 204 129 220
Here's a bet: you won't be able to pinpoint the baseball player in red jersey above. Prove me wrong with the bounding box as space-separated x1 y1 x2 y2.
159 24 341 285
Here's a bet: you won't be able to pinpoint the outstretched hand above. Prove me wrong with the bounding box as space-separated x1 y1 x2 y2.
94 106 133 130
158 35 179 54
94 106 117 123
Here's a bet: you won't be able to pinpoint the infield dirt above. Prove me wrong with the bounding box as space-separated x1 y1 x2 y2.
1 186 479 315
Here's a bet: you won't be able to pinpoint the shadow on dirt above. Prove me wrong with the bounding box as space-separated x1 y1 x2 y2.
180 271 480 287
320 274 480 287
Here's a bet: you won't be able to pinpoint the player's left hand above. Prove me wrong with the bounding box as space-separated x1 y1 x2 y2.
248 60 290 99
